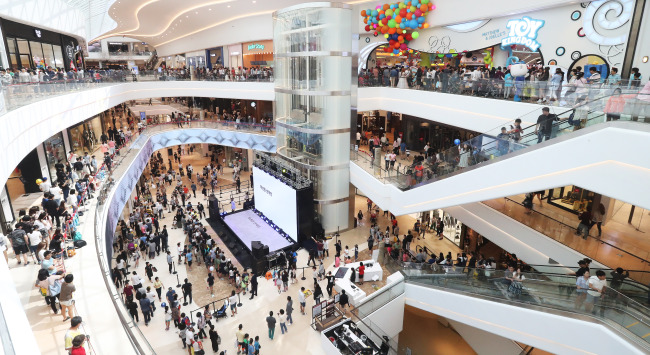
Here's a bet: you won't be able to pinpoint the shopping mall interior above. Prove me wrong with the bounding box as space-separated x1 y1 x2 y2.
0 0 650 354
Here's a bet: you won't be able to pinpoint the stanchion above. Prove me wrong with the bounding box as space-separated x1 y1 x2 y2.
173 261 177 275
176 273 181 288
301 267 306 281
237 292 243 308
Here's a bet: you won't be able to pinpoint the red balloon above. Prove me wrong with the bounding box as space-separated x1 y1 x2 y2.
365 25 370 31
400 43 407 50
399 9 407 17
405 33 413 41
381 18 388 25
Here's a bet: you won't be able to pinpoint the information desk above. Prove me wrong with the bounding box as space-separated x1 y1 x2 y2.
335 260 383 283
333 279 366 307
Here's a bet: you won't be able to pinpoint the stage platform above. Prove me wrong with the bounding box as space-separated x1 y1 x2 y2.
222 209 294 253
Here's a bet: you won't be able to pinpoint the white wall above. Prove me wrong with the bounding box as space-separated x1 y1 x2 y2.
351 121 650 215
0 0 87 40
155 14 273 57
358 87 545 133
631 2 650 80
405 283 646 355
447 319 523 355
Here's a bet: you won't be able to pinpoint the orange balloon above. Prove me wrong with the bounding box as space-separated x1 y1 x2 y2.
379 10 384 15
406 13 413 20
383 4 389 10
420 4 427 12
423 23 430 28
394 42 400 49
388 27 396 34
429 3 433 10
398 35 404 41
361 10 366 16
381 26 389 34
395 15 402 23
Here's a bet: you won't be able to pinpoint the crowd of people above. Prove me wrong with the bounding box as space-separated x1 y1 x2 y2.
152 66 273 82
360 63 645 105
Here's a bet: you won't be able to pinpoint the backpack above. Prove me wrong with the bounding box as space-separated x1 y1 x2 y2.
73 231 83 241
74 240 87 249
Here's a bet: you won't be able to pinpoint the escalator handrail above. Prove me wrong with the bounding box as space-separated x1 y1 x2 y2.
405 275 650 332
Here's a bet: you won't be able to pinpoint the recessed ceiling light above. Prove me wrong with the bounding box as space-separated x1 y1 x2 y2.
209 8 212 11
227 5 231 7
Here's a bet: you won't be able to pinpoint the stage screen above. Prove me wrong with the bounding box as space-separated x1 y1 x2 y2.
222 210 293 252
252 166 298 242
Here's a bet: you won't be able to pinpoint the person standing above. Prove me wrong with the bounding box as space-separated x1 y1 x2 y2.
235 324 245 354
64 317 87 353
298 287 306 315
207 273 215 297
208 324 219 353
182 278 193 306
7 226 30 265
266 311 276 340
286 296 294 325
278 309 288 334
534 107 557 143
59 274 77 321
249 272 258 300
167 251 173 273
339 290 349 315
325 271 335 297
139 294 152 326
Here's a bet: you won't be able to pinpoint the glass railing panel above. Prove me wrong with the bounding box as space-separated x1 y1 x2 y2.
394 263 650 346
0 72 273 117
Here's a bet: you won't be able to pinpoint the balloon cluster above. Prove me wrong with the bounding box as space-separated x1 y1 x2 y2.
361 0 435 56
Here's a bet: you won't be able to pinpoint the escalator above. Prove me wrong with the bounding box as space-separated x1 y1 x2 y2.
350 92 650 215
386 258 650 354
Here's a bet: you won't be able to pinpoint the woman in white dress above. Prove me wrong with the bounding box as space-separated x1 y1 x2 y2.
458 144 469 168
397 68 409 89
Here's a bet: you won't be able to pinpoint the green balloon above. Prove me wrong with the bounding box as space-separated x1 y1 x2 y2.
412 31 420 39
388 19 397 28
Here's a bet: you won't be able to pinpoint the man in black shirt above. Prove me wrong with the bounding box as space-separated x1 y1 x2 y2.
325 271 335 297
182 278 192 306
339 290 349 314
535 107 557 143
249 272 258 299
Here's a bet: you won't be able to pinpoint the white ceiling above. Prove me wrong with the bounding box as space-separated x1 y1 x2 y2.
93 0 374 48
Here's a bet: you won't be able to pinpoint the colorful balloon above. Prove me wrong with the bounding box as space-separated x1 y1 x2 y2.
412 31 419 39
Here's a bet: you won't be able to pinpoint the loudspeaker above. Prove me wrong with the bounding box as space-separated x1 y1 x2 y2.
251 241 269 259
252 258 268 275
208 195 220 220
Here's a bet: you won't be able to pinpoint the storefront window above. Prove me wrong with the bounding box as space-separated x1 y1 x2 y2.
548 185 595 214
43 133 66 181
68 116 102 156
52 45 64 68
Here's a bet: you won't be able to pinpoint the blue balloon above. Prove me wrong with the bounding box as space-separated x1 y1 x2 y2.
418 16 425 23
371 9 378 16
379 14 385 19
410 20 418 28
367 9 372 15
393 49 399 54
161 302 167 307
454 139 461 145
400 23 406 29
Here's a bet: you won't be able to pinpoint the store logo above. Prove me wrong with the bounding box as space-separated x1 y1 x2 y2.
247 43 265 51
501 16 545 52
34 29 42 38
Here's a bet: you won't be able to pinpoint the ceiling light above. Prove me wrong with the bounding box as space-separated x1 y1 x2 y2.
227 5 231 7
209 8 212 11
644 56 649 63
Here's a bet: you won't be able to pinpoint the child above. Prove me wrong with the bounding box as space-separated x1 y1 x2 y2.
70 334 86 355
275 274 283 293
254 335 261 354
354 244 359 261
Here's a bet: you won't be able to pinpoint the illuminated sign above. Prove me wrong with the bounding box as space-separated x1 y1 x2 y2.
247 43 265 51
34 29 42 38
501 16 545 52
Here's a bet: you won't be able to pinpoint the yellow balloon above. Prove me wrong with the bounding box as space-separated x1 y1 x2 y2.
36 179 43 185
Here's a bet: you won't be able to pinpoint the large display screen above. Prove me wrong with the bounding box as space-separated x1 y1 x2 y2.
252 166 298 242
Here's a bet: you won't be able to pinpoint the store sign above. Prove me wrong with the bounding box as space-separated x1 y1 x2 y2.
34 29 42 38
501 16 545 51
247 43 265 51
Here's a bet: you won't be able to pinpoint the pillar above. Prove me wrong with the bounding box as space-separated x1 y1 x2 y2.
273 3 355 234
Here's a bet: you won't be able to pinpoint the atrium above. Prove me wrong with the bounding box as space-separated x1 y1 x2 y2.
0 0 649 354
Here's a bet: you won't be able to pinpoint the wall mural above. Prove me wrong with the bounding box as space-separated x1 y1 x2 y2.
359 1 634 76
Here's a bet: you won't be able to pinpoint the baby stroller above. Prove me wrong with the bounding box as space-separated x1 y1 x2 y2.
213 301 228 321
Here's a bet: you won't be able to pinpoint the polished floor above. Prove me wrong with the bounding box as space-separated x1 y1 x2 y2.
483 195 650 282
